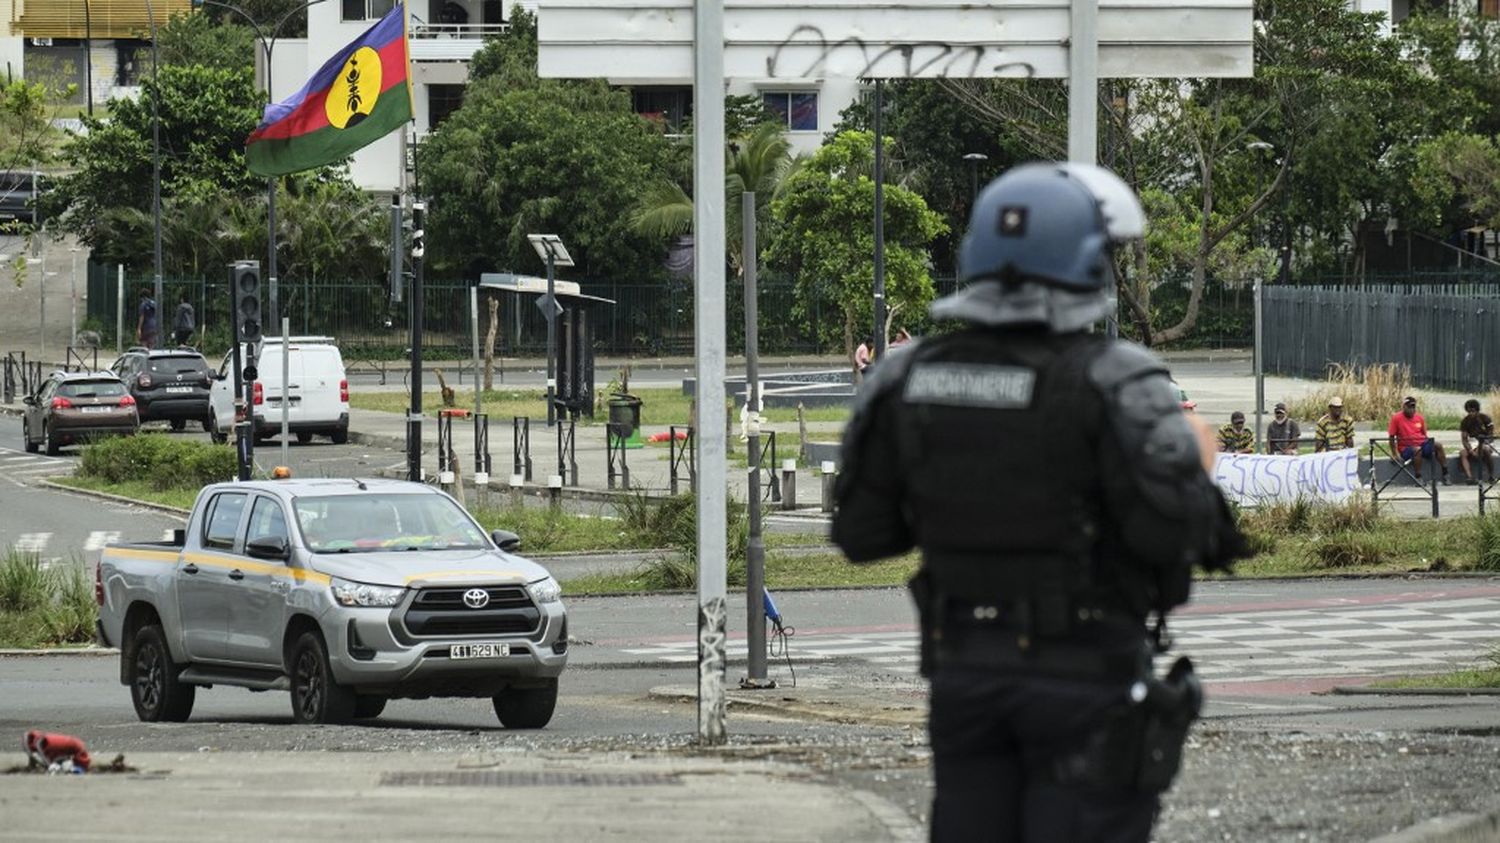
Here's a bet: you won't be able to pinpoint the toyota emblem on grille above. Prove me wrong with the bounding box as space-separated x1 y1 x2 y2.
462 588 490 609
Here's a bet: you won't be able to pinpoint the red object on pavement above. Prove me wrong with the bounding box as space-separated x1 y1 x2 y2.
645 431 688 443
24 731 91 771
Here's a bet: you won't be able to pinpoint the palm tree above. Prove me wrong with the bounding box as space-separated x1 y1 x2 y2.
630 122 802 279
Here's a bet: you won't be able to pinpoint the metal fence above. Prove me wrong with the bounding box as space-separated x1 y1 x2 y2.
1264 284 1500 392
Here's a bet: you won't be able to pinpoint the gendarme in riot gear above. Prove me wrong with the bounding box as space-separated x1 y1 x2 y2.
833 162 1247 842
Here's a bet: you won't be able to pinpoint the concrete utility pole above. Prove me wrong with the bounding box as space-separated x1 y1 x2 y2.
872 80 886 360
742 189 770 689
693 0 729 746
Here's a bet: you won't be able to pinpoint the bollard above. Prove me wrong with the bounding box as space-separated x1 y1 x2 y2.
510 472 526 506
780 459 798 510
548 475 563 510
820 460 837 513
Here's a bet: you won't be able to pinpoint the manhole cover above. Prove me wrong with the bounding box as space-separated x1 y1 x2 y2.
380 770 681 787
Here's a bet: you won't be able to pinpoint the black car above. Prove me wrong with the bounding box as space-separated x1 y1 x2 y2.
0 170 48 224
111 348 215 431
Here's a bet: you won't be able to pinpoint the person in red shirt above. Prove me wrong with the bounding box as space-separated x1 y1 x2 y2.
1388 395 1449 485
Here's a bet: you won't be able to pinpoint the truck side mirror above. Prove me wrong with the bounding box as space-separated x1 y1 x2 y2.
246 535 290 560
490 529 521 552
22 396 35 406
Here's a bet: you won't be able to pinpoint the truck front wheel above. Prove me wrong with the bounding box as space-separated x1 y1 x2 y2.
289 631 356 724
128 625 196 722
493 678 558 729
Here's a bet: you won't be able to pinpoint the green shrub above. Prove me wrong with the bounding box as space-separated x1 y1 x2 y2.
619 492 749 564
79 434 236 490
633 551 747 591
0 551 52 612
1478 515 1500 572
1308 532 1385 568
1314 495 1379 533
42 566 97 643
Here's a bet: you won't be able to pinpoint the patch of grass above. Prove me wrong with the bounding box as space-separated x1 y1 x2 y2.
1478 514 1500 572
1307 531 1386 569
565 550 921 594
1226 513 1487 578
470 505 640 554
1282 363 1413 424
349 385 851 430
0 551 98 649
52 475 198 510
0 552 52 612
1373 647 1500 689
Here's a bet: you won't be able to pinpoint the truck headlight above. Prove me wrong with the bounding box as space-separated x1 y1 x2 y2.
527 576 562 605
330 577 406 608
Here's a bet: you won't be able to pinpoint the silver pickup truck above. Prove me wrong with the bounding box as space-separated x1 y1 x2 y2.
96 478 568 727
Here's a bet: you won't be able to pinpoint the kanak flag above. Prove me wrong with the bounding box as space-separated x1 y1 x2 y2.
245 3 412 177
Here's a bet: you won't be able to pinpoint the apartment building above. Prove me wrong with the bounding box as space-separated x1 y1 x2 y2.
3 0 192 105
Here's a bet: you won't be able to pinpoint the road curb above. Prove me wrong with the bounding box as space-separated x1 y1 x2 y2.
0 647 118 656
648 684 925 727
1328 686 1500 696
38 478 192 516
1373 802 1500 843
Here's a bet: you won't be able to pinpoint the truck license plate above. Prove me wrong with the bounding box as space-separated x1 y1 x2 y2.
450 643 509 659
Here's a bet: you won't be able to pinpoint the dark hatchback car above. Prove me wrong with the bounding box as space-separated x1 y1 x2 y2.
112 348 215 431
22 372 139 455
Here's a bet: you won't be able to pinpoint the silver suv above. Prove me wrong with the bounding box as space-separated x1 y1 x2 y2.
97 478 568 726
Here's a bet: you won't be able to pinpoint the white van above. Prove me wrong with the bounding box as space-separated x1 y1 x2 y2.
210 337 350 445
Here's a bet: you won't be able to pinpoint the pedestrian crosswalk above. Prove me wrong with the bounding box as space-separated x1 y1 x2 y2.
618 596 1500 686
5 529 176 561
0 447 74 484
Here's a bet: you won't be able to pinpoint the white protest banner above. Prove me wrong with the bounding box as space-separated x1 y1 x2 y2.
1211 448 1362 506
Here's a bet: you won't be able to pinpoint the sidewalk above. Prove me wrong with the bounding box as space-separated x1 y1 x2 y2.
0 748 922 841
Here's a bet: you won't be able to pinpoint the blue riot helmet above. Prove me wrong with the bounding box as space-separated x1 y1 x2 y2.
937 162 1146 332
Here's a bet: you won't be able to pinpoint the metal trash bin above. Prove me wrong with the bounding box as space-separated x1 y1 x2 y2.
607 393 644 448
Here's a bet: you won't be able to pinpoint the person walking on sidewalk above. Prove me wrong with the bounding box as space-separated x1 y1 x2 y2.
832 163 1246 843
1388 395 1449 485
135 287 159 350
172 293 196 347
1313 397 1355 452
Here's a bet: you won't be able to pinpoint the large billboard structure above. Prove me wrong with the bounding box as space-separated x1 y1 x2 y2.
539 0 1255 744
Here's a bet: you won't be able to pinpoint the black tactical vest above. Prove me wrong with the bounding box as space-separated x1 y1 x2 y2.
892 329 1110 618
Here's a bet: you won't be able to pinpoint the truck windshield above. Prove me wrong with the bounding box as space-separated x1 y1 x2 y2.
293 494 488 552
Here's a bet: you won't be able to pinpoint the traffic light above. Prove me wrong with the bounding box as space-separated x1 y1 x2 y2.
411 201 426 260
231 260 262 344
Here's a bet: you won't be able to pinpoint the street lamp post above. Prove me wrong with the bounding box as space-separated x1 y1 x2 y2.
1247 141 1273 453
192 0 327 331
145 0 163 312
82 0 93 116
526 235 574 428
963 152 988 201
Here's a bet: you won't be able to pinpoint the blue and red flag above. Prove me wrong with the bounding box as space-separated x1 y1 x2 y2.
246 4 412 176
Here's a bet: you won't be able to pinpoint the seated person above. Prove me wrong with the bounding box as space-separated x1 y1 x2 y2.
1314 396 1356 452
1460 398 1496 484
1388 395 1449 485
1218 411 1254 454
1265 403 1300 454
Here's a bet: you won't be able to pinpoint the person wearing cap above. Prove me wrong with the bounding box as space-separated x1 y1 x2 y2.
1265 403 1300 455
1459 398 1495 484
1388 396 1449 485
1217 412 1254 453
1314 397 1356 452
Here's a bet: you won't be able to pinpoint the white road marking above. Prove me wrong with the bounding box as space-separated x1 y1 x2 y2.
84 530 121 551
14 532 52 553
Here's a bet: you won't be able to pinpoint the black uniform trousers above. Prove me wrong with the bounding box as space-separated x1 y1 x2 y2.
928 664 1158 843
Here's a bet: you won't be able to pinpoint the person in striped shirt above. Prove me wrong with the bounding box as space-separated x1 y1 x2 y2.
1314 396 1356 451
1217 411 1254 453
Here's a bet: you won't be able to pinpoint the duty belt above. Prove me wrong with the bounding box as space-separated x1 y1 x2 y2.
936 609 1150 682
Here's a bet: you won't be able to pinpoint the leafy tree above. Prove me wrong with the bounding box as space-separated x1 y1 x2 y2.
154 11 256 71
630 122 803 281
837 80 1018 274
43 63 264 262
198 0 308 38
0 79 70 173
417 6 681 282
1410 132 1500 231
767 130 947 371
